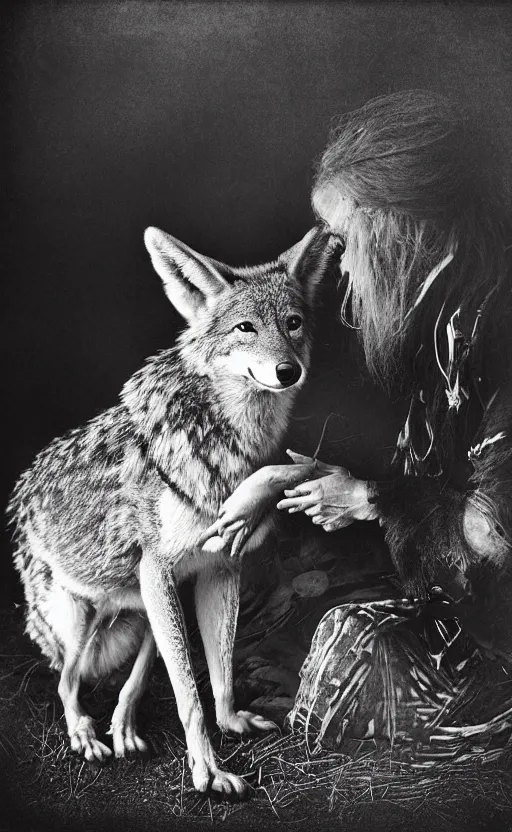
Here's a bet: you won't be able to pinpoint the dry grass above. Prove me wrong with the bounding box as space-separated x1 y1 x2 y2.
2 634 512 831
15 702 512 825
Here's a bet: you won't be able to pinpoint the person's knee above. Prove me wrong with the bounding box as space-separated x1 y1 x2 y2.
463 499 509 566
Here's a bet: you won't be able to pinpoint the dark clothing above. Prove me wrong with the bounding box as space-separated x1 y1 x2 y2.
290 598 512 758
288 275 512 664
277 272 512 760
368 381 512 662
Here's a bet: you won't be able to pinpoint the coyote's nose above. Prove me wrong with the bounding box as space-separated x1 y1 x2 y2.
276 362 302 387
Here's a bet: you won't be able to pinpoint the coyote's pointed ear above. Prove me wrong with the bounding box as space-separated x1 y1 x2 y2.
280 226 333 304
144 227 230 322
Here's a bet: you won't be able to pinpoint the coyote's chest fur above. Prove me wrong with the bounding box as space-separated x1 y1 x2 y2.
12 348 290 594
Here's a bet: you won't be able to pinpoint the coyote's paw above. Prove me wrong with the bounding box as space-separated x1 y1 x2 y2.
69 715 112 764
108 707 149 758
219 710 279 735
191 758 249 799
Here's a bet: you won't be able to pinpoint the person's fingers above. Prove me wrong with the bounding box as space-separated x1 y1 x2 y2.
286 449 316 465
276 494 317 511
322 518 351 532
312 515 327 524
283 480 317 497
197 518 222 545
277 497 302 509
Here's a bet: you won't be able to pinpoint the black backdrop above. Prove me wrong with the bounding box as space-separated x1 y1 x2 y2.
2 1 512 596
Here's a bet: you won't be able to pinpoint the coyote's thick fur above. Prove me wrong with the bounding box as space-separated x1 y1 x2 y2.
8 225 331 796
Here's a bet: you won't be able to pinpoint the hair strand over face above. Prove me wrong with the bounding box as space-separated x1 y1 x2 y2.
313 90 512 404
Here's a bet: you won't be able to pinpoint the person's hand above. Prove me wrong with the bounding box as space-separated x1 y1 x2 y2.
198 460 317 554
276 450 377 532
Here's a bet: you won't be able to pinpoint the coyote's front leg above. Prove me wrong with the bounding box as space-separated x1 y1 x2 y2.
139 552 247 798
194 564 278 735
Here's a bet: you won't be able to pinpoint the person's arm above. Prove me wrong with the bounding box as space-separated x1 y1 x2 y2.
276 451 378 530
280 388 512 658
198 461 317 549
369 384 512 596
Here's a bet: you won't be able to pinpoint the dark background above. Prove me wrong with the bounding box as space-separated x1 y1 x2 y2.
2 1 512 599
1 6 512 831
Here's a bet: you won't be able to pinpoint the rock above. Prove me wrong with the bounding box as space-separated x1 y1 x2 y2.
249 695 295 726
292 570 329 598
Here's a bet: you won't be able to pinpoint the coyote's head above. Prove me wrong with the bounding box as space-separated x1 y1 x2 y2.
144 225 332 392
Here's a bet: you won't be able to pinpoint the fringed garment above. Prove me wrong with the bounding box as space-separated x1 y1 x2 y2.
285 300 512 761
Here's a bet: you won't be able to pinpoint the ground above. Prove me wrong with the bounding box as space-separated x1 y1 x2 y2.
2 522 512 832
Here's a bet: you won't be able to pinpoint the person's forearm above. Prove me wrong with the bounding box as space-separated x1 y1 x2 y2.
349 479 380 521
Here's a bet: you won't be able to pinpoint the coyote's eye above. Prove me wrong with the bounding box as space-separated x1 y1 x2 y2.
286 315 303 331
235 321 256 333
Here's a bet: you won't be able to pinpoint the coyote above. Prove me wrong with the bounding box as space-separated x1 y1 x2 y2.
8 225 330 797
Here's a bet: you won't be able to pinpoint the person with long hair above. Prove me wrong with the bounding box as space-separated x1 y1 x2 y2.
205 90 512 754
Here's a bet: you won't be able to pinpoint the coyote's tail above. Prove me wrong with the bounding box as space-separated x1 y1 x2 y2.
22 561 146 683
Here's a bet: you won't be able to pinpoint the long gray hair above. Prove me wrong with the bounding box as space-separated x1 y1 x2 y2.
313 90 511 397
